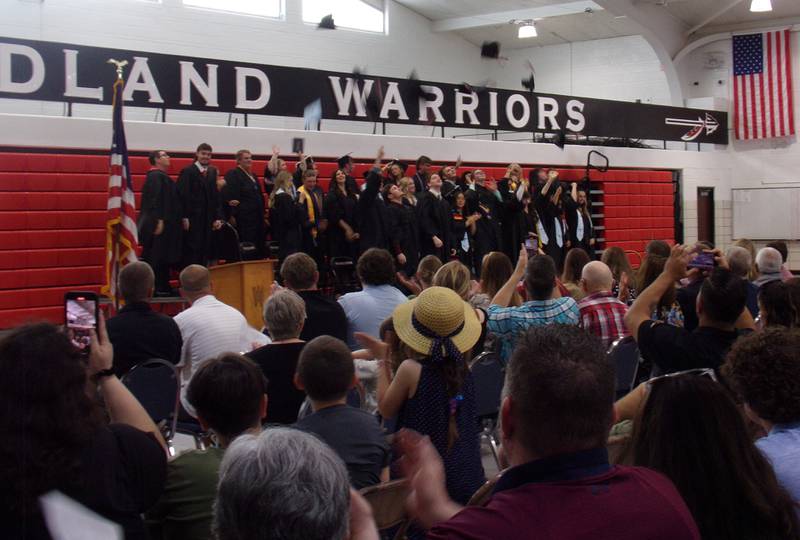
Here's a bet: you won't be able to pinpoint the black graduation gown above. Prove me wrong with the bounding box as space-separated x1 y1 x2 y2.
539 198 567 271
176 164 223 266
412 172 427 193
222 167 265 256
356 168 388 253
299 189 325 263
469 185 502 274
498 177 528 262
419 190 452 261
324 189 359 260
138 169 182 267
451 209 472 270
565 197 595 257
386 200 420 276
270 190 304 262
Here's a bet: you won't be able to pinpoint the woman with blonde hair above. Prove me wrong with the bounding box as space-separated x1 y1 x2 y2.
433 261 488 355
734 238 758 281
398 176 418 207
471 252 522 308
269 171 303 263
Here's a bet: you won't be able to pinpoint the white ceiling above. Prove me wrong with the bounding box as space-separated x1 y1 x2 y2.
396 0 800 48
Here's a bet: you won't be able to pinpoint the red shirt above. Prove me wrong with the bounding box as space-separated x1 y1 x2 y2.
427 448 699 540
578 291 630 349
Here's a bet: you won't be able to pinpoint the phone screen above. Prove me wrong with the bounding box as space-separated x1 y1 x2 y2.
688 252 715 270
65 295 97 354
524 238 537 255
292 137 305 154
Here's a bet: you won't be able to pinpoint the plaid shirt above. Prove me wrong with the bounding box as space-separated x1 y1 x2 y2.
578 291 630 349
487 297 580 361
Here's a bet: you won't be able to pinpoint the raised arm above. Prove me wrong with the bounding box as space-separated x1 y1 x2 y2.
492 245 527 307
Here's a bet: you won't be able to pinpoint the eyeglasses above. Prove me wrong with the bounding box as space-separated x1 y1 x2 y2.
644 368 717 392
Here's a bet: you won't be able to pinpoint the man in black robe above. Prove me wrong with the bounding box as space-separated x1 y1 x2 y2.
498 167 527 262
357 147 389 254
419 173 452 261
298 169 327 266
177 142 224 267
337 153 359 195
412 155 432 193
138 150 182 295
468 170 503 274
223 149 266 258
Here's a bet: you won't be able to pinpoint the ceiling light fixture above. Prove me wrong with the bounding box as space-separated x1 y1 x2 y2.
750 0 772 12
512 19 537 39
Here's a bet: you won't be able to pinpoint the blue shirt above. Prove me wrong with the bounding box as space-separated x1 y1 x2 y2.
338 284 408 349
756 421 800 503
487 297 580 361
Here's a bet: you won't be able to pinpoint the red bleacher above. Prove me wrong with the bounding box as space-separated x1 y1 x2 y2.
0 149 675 328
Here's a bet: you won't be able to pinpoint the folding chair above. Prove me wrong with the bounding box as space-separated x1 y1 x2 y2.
469 351 506 469
214 222 242 263
121 359 180 455
607 336 641 400
468 474 501 506
330 256 360 296
360 479 410 540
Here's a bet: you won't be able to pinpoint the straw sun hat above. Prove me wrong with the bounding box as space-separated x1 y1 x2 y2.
392 286 481 358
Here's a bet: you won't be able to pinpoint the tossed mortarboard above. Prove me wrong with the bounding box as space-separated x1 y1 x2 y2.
481 41 501 59
318 14 336 30
303 98 322 131
402 69 427 102
337 154 353 169
522 74 536 93
459 79 493 96
552 131 567 150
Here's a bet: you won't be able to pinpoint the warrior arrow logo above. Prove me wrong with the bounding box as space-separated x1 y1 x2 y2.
665 113 720 142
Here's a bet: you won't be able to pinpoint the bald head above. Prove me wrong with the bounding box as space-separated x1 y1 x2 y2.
581 261 614 294
180 264 212 301
725 246 752 278
756 247 783 275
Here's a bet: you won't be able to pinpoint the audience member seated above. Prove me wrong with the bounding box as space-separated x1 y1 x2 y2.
601 246 637 303
278 252 348 342
106 261 182 376
294 336 390 489
734 238 759 280
724 328 800 503
674 244 717 332
767 240 794 281
754 247 785 289
399 325 701 539
175 265 268 416
628 372 800 539
363 287 485 505
637 250 684 327
561 248 591 301
247 289 307 425
625 245 754 375
645 239 671 258
1 320 167 540
726 245 760 317
487 250 580 362
758 280 799 328
578 261 629 349
396 254 442 297
470 251 521 309
432 261 488 354
339 248 408 349
214 427 378 540
146 354 267 540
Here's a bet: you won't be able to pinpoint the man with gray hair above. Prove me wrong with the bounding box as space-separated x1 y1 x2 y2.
214 427 379 540
175 264 268 416
577 261 629 349
107 261 182 376
726 246 759 317
754 247 784 289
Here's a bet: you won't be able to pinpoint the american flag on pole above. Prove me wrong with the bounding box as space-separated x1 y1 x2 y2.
101 76 138 300
733 29 795 140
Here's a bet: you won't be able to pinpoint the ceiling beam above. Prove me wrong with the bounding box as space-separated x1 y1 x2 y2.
686 0 746 36
430 1 603 33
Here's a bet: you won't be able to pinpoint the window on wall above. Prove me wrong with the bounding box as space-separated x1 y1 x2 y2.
303 0 385 34
183 0 282 18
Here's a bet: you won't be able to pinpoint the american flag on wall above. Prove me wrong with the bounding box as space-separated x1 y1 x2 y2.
733 29 795 140
101 76 138 300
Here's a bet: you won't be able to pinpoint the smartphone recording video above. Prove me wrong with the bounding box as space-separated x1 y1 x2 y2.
524 237 538 256
687 251 715 271
64 292 98 355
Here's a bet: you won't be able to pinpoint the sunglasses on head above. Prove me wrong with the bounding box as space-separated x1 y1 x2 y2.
645 368 717 392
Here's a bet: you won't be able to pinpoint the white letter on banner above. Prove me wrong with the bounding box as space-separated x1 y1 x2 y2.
380 81 409 120
454 89 479 125
566 99 586 132
328 76 374 117
419 85 444 123
505 94 530 129
488 92 499 127
0 43 44 94
537 96 560 130
235 67 270 110
122 57 164 103
180 61 218 107
64 49 102 100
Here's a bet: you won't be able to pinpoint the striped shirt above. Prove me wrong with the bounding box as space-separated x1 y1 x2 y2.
487 297 580 361
578 291 629 349
174 295 268 415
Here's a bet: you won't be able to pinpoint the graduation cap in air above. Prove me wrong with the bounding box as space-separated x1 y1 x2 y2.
459 79 493 96
481 41 501 59
402 69 427 102
552 131 567 150
522 74 535 93
337 153 353 169
387 159 408 173
303 98 322 131
318 14 336 30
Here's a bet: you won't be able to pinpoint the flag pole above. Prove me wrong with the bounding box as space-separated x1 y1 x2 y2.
107 59 127 313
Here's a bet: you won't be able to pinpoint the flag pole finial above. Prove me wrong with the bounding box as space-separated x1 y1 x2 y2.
106 59 128 80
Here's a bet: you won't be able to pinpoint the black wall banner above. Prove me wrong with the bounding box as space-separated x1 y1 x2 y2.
0 37 728 145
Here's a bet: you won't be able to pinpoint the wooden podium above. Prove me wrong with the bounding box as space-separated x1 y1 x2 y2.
209 259 276 329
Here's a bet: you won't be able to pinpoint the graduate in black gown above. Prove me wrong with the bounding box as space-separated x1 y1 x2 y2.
356 147 389 254
264 145 289 196
418 173 453 262
450 191 478 273
222 149 266 257
565 181 596 257
324 168 360 261
337 154 360 195
412 155 432 193
138 150 182 295
176 143 224 267
384 183 420 277
498 163 527 263
297 169 327 267
468 170 503 276
384 159 407 186
269 171 303 264
536 171 568 272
